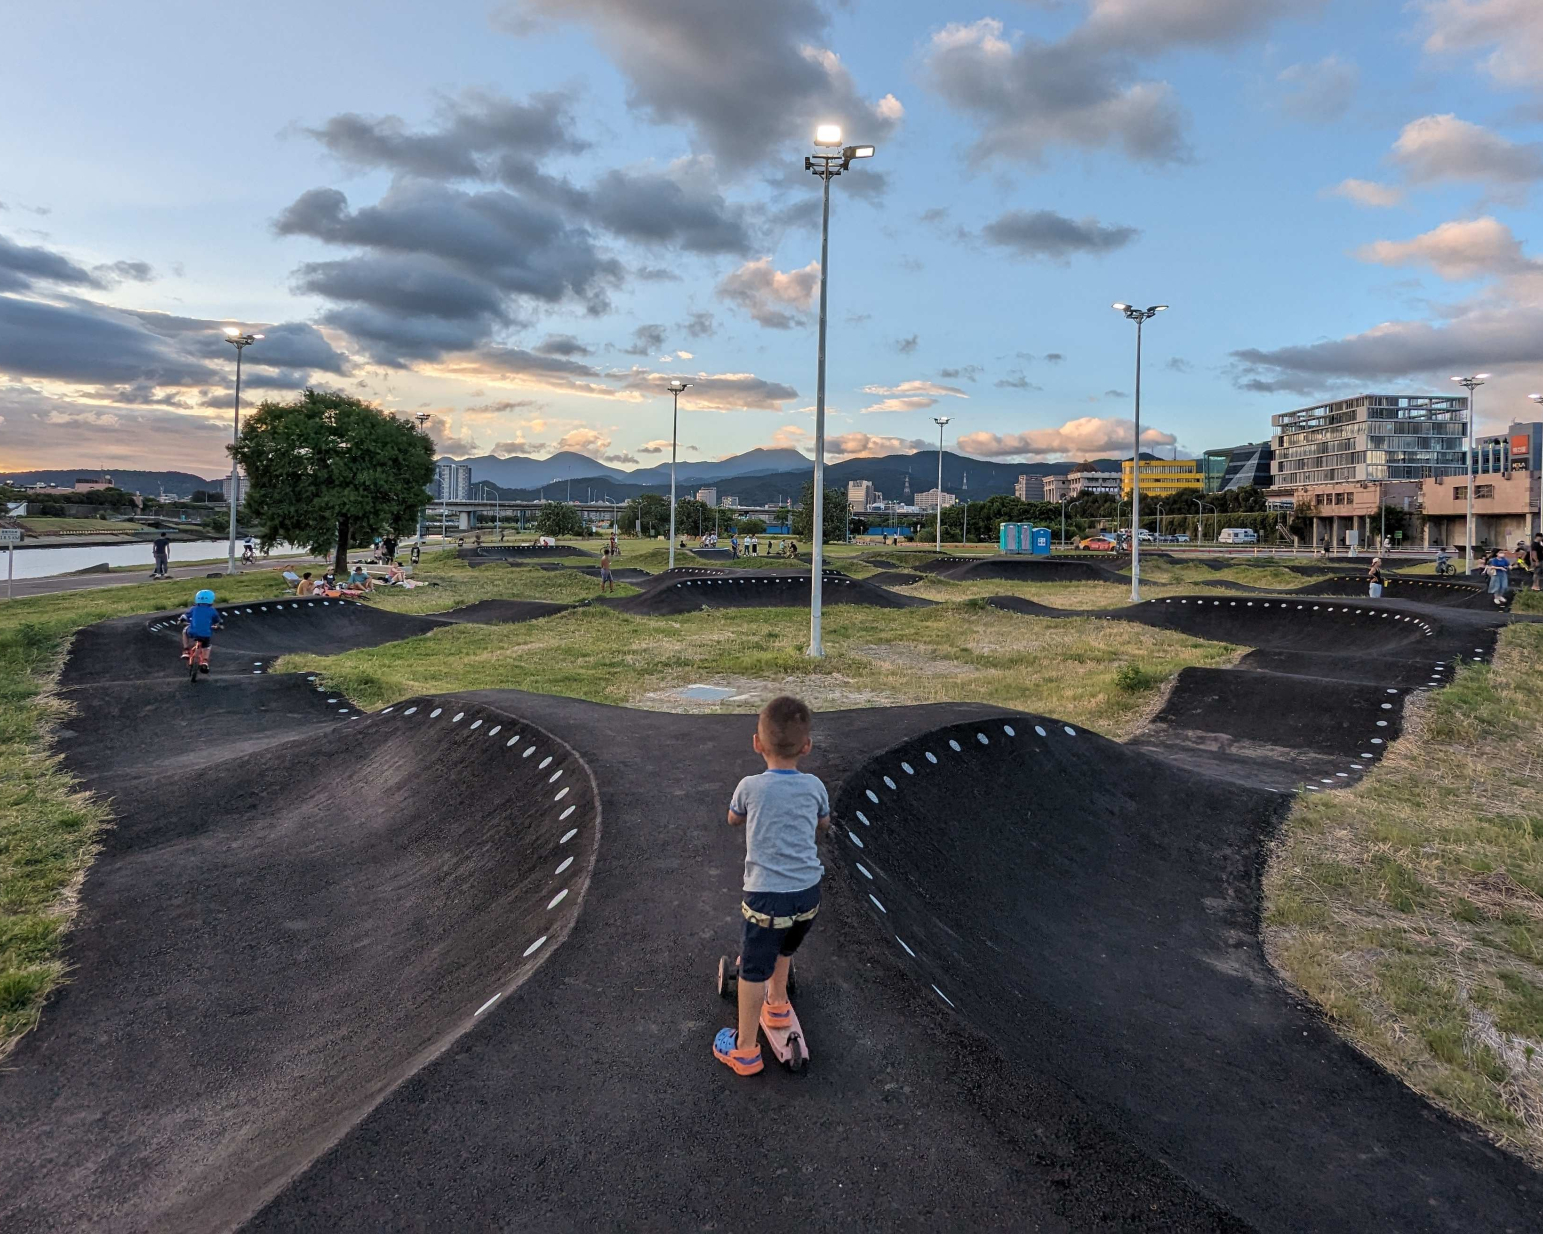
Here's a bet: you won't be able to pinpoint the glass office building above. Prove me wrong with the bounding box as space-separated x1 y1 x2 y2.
1271 394 1467 487
1202 442 1273 492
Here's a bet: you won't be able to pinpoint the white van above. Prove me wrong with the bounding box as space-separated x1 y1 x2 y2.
1217 527 1258 545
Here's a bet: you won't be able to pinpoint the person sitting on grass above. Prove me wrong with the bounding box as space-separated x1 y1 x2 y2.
296 571 316 596
714 695 830 1076
348 563 373 591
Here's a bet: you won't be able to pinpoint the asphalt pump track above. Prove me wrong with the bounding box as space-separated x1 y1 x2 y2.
1 589 1539 1231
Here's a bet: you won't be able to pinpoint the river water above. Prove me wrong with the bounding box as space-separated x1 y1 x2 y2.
4 541 307 580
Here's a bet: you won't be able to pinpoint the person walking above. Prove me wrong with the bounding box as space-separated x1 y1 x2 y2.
1366 557 1385 599
1531 533 1543 592
150 530 171 579
1485 547 1511 608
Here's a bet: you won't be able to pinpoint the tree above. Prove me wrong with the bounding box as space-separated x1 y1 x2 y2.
734 516 767 536
535 501 584 537
791 480 849 543
674 497 710 539
229 388 435 573
621 493 671 537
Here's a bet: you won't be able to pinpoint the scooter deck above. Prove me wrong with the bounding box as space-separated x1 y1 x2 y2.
760 1005 810 1068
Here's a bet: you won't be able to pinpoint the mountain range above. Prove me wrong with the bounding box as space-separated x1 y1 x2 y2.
0 469 218 497
440 448 1147 506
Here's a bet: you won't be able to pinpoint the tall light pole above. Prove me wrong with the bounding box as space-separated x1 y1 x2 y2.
1452 373 1489 573
1060 496 1069 546
223 328 261 574
1112 303 1166 602
1530 393 1543 541
414 413 432 545
804 124 875 658
666 379 690 569
932 416 952 553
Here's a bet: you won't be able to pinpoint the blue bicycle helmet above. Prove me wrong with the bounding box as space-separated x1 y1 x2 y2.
195 589 216 605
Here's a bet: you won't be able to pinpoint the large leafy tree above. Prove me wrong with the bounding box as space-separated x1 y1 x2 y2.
535 501 585 537
229 388 435 573
791 479 850 543
621 493 671 537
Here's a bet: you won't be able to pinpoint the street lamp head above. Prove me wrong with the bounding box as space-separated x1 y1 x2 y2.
666 378 690 394
933 415 952 427
1149 305 1168 314
224 326 240 336
844 144 875 160
1111 302 1130 311
814 124 842 147
1531 393 1543 403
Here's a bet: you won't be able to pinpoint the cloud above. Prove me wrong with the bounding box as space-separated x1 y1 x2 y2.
957 416 1175 460
621 323 667 356
589 158 755 255
924 19 1188 165
994 374 1042 391
0 295 220 386
1417 0 1543 90
493 436 550 456
892 334 919 354
424 414 481 455
716 257 820 328
1165 357 1193 373
616 368 799 411
534 334 592 357
1230 304 1543 392
682 311 716 338
824 431 930 458
639 439 673 454
1275 55 1359 123
306 89 588 186
554 427 612 454
0 233 108 292
510 0 903 170
1044 352 1065 363
1390 114 1543 191
0 381 235 473
1325 178 1405 208
859 379 967 413
1082 0 1324 50
938 364 981 382
980 209 1139 260
275 180 620 360
1355 216 1538 282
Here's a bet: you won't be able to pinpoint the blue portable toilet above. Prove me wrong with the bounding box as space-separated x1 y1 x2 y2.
999 523 1022 554
1030 526 1052 556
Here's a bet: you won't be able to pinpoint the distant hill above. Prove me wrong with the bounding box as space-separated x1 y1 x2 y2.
0 469 216 498
473 450 1159 506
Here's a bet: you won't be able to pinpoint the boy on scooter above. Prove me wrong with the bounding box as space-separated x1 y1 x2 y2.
714 696 830 1076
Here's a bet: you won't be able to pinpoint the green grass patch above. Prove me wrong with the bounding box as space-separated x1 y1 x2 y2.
1265 622 1543 1163
17 518 142 536
0 570 293 1056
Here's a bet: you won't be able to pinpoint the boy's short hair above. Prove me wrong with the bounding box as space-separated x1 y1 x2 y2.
302 572 312 579
759 695 812 757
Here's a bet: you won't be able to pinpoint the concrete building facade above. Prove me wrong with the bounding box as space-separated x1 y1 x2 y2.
1271 393 1467 487
847 480 877 511
1013 474 1045 501
695 487 718 506
1292 480 1421 550
916 488 958 511
435 463 472 502
1068 471 1122 498
1420 472 1541 549
1120 458 1203 499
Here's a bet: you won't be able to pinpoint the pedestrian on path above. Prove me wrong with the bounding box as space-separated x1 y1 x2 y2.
1485 548 1511 608
1367 558 1385 599
599 548 615 594
150 531 171 579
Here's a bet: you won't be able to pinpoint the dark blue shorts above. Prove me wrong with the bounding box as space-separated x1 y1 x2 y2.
739 884 820 982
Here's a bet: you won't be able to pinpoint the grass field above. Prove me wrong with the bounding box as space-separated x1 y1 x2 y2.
17 518 143 537
0 571 293 1057
1266 623 1543 1163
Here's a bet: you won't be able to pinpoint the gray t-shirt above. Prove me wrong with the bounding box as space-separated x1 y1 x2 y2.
729 769 829 893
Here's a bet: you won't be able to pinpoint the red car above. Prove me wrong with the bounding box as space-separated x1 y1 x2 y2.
1079 535 1119 552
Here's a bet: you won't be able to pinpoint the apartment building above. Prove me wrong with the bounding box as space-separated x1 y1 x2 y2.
695 487 718 506
916 488 958 511
1013 474 1045 501
847 480 878 511
1271 393 1467 487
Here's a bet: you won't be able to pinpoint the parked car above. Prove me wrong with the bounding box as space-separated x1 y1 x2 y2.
1174 533 1191 543
1078 535 1119 551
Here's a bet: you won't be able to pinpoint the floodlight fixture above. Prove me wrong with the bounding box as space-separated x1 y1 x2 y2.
845 144 874 160
815 124 842 147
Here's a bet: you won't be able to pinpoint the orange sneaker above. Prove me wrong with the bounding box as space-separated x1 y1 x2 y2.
713 1028 763 1075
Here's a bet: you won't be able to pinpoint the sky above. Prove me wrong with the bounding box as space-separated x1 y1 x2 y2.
2 0 1541 479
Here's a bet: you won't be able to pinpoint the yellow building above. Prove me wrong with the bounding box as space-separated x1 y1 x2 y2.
1121 457 1203 499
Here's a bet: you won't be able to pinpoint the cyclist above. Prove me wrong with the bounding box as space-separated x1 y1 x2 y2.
241 536 256 565
180 589 224 673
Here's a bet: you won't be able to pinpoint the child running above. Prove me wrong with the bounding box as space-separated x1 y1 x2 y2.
180 588 224 673
714 695 830 1076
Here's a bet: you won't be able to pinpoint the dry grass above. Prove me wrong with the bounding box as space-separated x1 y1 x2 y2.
1265 623 1543 1162
281 599 1237 740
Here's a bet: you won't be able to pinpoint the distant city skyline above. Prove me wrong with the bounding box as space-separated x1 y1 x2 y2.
3 1 1540 475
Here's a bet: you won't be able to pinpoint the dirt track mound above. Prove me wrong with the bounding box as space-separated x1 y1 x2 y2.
612 571 933 615
469 544 598 559
829 716 1540 1231
2 667 600 1234
1296 573 1496 608
919 555 1121 583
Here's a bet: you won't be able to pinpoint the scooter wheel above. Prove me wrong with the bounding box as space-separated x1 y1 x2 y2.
717 955 736 1000
786 1034 805 1073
